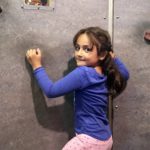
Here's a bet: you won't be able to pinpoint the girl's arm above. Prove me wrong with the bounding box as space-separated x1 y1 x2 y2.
113 57 130 80
26 48 82 98
33 67 82 98
109 52 129 80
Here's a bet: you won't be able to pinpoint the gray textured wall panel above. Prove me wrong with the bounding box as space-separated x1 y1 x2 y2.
113 0 150 150
0 0 108 150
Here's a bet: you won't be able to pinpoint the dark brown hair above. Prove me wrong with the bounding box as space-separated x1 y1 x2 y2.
73 27 127 98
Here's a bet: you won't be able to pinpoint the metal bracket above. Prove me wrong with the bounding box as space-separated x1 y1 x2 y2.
21 0 55 11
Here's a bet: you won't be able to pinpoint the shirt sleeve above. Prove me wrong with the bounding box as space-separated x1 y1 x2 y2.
113 57 130 80
33 67 83 98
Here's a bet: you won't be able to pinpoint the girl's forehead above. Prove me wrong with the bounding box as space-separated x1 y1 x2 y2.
77 34 91 45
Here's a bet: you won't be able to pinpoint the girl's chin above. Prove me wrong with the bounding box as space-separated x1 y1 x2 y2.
76 62 86 66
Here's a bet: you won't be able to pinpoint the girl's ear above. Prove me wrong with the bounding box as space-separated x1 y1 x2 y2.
99 51 108 60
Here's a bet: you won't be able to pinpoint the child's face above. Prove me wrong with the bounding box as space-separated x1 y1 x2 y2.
74 33 100 67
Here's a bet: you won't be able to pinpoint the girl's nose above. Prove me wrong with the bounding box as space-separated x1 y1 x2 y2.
77 49 84 56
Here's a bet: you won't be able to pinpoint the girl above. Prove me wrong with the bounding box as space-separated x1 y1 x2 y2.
26 27 129 150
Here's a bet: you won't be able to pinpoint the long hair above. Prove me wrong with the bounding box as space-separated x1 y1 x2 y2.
73 27 127 98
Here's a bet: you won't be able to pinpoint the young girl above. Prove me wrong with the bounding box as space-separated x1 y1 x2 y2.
26 27 129 150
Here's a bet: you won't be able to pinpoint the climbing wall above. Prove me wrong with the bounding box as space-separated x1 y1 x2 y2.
113 0 150 149
0 0 108 149
1 0 150 150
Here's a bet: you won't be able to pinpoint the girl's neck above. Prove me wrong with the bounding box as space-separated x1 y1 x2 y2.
94 66 103 75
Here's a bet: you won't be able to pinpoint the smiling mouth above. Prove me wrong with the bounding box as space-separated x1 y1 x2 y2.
76 60 86 63
76 58 85 61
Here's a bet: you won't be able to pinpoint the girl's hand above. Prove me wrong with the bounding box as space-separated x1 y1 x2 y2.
109 51 116 59
26 48 42 70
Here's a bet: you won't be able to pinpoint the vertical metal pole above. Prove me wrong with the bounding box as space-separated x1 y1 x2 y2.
108 0 114 136
108 95 113 132
108 0 114 45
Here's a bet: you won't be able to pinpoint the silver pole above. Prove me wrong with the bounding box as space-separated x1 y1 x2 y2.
108 0 114 134
108 0 114 45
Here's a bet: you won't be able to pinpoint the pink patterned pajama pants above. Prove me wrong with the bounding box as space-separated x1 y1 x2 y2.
62 134 113 150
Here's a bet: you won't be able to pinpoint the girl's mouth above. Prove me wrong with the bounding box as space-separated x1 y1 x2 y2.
76 58 86 61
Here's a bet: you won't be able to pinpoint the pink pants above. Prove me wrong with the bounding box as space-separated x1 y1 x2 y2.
62 134 113 150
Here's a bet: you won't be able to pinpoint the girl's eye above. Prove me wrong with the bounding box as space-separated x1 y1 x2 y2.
74 44 93 52
74 45 80 51
82 46 93 52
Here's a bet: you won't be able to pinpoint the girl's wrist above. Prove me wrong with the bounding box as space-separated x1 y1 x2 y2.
32 64 42 70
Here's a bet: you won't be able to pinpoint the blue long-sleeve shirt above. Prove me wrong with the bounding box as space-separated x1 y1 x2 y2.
33 58 129 140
